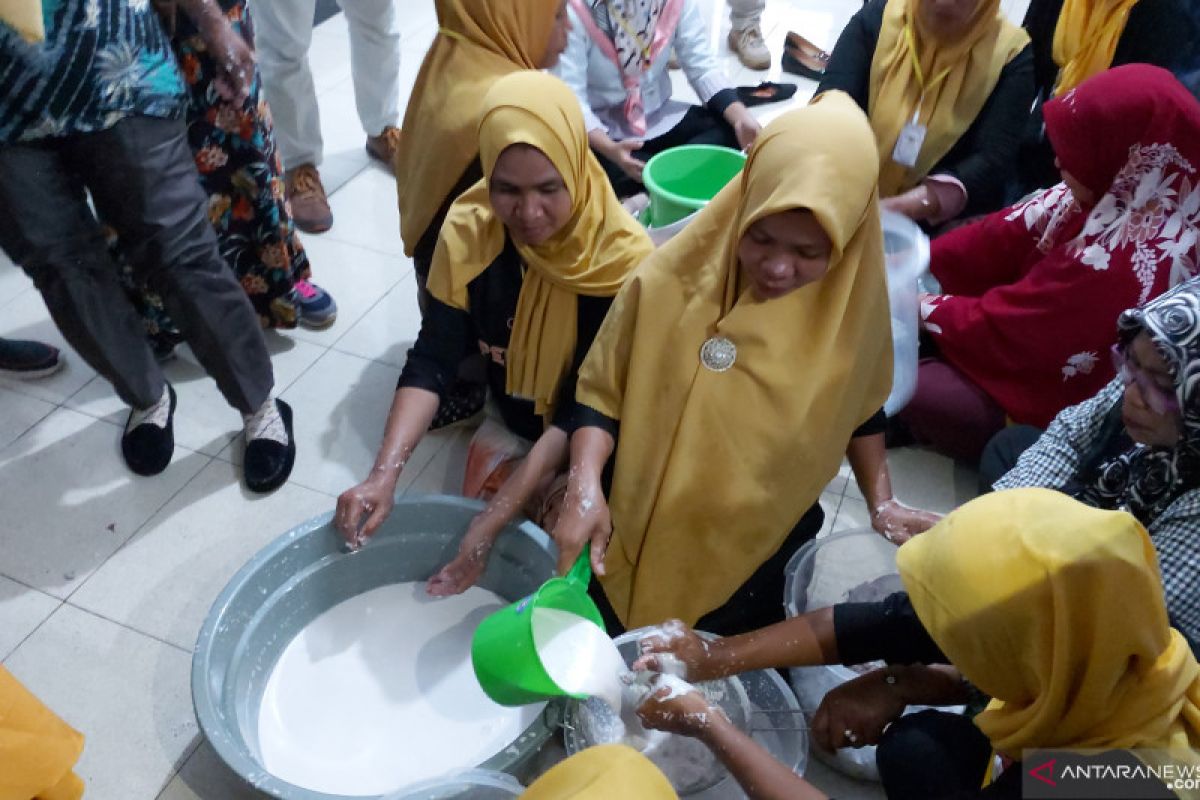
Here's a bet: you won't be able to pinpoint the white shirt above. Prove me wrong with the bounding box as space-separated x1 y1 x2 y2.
554 1 733 141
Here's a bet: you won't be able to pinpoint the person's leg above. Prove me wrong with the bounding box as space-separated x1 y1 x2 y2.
727 0 767 30
876 710 992 799
338 0 401 140
727 0 770 69
637 106 739 161
977 425 1044 493
897 357 1008 465
0 338 64 380
0 140 166 409
72 117 275 416
695 502 825 636
252 0 321 170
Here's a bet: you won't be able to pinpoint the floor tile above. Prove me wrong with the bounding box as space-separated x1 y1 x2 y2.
66 336 326 458
322 167 407 257
0 384 57 450
0 407 209 598
803 756 888 800
283 234 408 347
0 254 35 313
0 575 61 660
3 604 197 800
831 495 873 534
157 740 269 800
400 425 474 497
845 446 960 514
0 291 98 404
330 273 421 368
275 349 447 498
70 459 332 651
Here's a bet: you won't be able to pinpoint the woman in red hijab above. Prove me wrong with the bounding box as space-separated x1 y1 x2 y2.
898 64 1200 463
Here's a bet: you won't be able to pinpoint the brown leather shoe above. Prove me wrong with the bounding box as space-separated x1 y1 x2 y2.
285 164 333 234
366 126 402 171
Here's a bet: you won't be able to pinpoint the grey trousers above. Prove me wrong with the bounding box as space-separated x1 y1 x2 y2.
0 116 274 413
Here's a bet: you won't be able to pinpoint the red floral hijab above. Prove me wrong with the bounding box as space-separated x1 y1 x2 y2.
925 65 1200 426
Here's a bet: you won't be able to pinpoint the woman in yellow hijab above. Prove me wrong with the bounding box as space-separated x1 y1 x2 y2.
634 488 1200 799
337 72 654 594
551 91 937 636
1 667 84 800
522 744 676 799
817 0 1031 222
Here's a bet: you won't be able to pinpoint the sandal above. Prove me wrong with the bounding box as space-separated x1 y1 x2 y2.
735 81 799 107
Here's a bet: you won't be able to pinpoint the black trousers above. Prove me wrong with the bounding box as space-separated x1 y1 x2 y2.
594 104 740 199
589 501 825 637
977 425 1043 494
0 116 273 413
877 710 998 800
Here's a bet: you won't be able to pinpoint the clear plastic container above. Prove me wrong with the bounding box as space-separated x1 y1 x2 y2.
382 769 523 800
880 211 930 416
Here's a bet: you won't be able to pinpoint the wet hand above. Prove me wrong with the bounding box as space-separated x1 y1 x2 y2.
637 675 718 738
631 620 718 681
334 474 396 549
207 24 256 104
732 114 761 152
811 669 908 752
426 516 496 596
611 139 646 182
550 474 612 576
871 498 941 545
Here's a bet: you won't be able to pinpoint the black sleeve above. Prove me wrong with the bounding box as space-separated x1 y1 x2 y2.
412 158 484 279
1112 0 1200 76
932 45 1036 216
396 296 472 396
851 408 887 438
815 0 885 111
551 294 615 433
833 591 949 665
706 87 739 118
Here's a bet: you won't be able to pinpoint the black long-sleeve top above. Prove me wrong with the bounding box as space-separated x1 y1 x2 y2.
398 235 611 442
816 0 1035 217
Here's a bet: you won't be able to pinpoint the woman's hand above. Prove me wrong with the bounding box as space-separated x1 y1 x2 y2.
550 471 612 576
426 514 497 596
724 103 762 151
637 675 720 738
335 472 398 549
881 185 940 222
631 620 720 681
201 19 256 104
610 139 647 182
811 668 908 752
871 498 941 544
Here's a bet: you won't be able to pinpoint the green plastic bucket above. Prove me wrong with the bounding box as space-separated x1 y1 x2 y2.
471 553 603 707
643 144 747 226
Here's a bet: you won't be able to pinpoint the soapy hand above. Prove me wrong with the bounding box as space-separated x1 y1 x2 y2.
811 668 908 752
335 473 396 549
426 515 496 596
205 23 255 104
637 674 719 738
550 473 612 576
631 620 718 681
871 498 941 545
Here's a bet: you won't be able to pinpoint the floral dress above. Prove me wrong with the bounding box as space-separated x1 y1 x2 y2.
119 0 309 346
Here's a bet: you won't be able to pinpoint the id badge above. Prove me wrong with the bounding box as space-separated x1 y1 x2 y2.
892 120 926 168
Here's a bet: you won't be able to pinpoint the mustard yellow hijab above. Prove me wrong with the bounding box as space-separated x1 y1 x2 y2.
1052 0 1139 94
0 667 84 800
522 744 677 799
898 488 1200 766
0 0 43 42
428 71 653 420
396 0 560 256
868 0 1029 197
577 92 893 629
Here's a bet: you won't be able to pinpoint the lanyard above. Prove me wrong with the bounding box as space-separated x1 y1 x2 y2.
605 0 654 65
903 21 952 123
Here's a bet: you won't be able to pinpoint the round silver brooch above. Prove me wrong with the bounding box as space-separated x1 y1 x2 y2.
700 336 737 372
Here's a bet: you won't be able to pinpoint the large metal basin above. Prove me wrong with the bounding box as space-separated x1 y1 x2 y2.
191 495 560 799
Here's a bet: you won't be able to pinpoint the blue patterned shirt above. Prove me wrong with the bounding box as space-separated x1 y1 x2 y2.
0 0 186 143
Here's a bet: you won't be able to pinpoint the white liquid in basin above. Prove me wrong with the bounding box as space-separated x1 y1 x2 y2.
257 582 544 796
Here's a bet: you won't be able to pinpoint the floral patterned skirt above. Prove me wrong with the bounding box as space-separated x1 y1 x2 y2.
120 0 310 346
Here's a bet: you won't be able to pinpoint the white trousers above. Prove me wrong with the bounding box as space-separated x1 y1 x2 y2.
251 0 401 169
727 0 766 30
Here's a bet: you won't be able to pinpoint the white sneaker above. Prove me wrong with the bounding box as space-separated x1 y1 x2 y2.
728 25 771 71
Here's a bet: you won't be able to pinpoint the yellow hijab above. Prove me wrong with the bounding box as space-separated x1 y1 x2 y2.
1052 0 1139 94
0 667 84 800
428 71 653 420
898 488 1200 764
0 0 43 42
868 0 1028 197
577 92 893 629
395 0 559 257
522 744 677 799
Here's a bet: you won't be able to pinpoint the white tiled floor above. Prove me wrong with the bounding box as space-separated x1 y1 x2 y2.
0 1 995 798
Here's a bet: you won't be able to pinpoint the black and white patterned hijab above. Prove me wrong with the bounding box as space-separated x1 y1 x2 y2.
1078 278 1200 522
